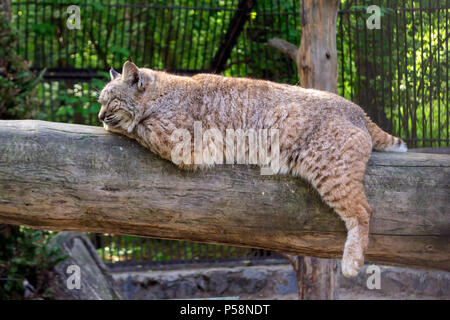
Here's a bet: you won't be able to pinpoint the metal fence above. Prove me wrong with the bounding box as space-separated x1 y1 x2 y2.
8 0 450 268
10 0 450 146
336 1 449 148
89 234 284 271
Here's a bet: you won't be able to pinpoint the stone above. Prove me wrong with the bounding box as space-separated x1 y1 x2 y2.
47 232 123 300
113 265 298 300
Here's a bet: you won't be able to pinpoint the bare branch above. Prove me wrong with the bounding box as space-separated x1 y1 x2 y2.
265 38 299 62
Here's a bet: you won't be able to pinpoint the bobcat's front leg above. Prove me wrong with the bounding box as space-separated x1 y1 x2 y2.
127 105 147 134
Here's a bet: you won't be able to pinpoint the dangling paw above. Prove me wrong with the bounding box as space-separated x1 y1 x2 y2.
341 244 364 277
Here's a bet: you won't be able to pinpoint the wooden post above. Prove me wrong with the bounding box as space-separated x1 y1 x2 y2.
284 255 339 299
281 0 341 299
266 0 340 91
267 0 341 299
296 0 340 300
298 0 340 92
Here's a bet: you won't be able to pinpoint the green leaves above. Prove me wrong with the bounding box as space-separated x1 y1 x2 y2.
0 12 43 120
92 1 105 12
0 228 67 299
31 23 56 36
110 45 130 57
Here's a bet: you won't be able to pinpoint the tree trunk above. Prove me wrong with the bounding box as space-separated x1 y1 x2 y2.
297 0 340 92
291 0 341 299
0 120 448 273
285 255 339 299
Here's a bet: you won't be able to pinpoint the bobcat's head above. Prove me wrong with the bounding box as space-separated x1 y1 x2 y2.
98 61 152 133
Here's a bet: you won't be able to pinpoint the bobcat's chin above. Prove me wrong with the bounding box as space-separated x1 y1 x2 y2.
103 122 120 133
103 114 134 132
103 118 133 134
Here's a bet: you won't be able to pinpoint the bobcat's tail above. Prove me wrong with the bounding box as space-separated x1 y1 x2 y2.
364 116 407 152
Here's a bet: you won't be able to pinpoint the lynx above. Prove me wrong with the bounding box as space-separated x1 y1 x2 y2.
98 61 407 277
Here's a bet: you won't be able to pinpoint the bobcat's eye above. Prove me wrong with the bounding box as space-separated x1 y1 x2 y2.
108 99 120 112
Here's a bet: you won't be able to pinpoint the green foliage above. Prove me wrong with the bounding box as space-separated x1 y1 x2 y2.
0 12 67 300
0 12 43 119
0 227 68 300
36 79 106 124
336 0 449 147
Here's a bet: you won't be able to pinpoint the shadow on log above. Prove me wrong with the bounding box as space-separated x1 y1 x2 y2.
0 120 449 272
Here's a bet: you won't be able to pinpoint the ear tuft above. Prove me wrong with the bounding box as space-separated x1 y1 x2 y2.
122 61 141 86
122 61 146 91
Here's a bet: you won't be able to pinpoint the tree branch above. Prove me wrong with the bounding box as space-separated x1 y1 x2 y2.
265 37 299 62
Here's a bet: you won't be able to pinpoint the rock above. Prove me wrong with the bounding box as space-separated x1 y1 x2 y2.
113 265 298 300
338 263 450 300
112 262 450 300
47 232 123 300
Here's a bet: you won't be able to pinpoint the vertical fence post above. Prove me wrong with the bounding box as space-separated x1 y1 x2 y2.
297 0 339 92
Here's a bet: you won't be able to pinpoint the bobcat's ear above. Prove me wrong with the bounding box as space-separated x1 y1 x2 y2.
109 67 120 80
122 61 145 91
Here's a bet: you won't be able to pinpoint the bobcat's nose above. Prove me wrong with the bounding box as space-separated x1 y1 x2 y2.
98 112 106 121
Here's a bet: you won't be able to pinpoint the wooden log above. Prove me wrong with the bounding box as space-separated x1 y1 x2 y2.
0 120 449 272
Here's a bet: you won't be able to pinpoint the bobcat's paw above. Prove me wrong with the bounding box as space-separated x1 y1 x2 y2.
341 254 364 277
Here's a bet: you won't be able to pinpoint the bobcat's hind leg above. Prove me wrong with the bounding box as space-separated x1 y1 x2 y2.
294 125 372 277
332 189 371 277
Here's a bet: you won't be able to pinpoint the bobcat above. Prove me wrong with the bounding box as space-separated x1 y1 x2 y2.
98 61 407 277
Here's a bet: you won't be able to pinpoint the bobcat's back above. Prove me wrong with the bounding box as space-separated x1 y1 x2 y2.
190 73 406 154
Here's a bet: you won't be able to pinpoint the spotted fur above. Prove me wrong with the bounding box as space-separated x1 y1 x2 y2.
98 61 407 277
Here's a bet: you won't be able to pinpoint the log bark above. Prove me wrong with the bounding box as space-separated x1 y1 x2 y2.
0 120 449 272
